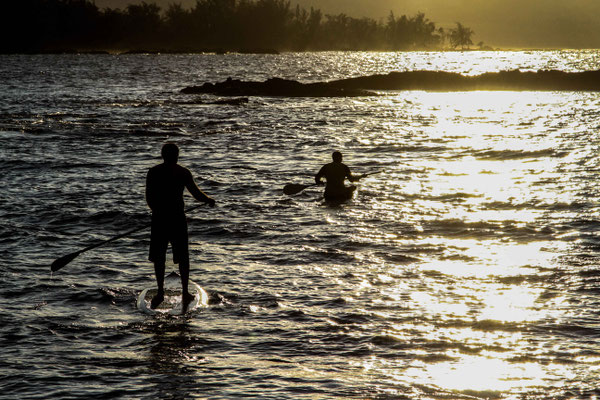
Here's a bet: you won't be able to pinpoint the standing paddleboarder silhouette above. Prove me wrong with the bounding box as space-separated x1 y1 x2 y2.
146 143 215 312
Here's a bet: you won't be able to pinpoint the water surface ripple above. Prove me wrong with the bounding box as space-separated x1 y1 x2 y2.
1 52 600 399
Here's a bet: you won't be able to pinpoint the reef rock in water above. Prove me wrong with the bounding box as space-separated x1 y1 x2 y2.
181 77 378 97
330 69 600 91
181 70 600 97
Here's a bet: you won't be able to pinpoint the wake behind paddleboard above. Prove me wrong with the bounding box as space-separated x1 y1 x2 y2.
137 271 208 316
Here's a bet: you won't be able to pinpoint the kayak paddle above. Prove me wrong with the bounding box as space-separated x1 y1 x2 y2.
282 170 385 196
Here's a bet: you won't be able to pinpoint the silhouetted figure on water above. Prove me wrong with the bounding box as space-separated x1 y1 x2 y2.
315 151 363 202
146 143 215 312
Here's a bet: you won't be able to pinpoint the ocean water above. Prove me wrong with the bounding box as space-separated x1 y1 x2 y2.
1 51 600 399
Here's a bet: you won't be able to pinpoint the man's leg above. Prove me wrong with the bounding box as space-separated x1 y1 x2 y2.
149 215 168 309
151 260 166 309
179 258 195 313
173 215 194 312
179 258 190 295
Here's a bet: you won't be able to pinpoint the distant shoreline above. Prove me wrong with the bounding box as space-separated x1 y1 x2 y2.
0 0 480 54
2 48 599 56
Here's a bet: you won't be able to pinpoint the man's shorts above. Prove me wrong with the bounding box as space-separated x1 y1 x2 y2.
149 213 189 264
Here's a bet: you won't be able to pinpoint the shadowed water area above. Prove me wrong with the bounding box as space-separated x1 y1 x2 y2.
1 51 600 399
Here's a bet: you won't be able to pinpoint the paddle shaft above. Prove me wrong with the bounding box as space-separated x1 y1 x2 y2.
284 170 385 196
75 224 148 255
51 204 205 272
283 183 317 195
90 203 205 250
360 170 385 178
297 183 318 192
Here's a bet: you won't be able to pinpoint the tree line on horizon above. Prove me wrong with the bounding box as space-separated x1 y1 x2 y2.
0 0 480 53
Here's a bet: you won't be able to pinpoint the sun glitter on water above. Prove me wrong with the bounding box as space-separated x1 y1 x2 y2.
350 81 580 394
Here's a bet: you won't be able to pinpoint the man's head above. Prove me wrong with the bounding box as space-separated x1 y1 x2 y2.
332 151 343 163
161 143 179 164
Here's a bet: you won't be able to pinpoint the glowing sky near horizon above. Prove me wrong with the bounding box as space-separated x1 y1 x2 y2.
95 0 600 49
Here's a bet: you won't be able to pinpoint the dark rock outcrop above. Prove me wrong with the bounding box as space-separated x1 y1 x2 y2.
330 69 600 91
181 77 378 97
182 70 600 98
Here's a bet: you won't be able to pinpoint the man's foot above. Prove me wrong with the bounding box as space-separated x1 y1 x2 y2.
150 291 164 309
181 292 195 314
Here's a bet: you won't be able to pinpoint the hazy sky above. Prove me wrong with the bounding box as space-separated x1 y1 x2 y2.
95 0 600 49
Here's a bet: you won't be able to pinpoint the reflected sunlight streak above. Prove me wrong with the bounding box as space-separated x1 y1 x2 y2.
360 86 579 395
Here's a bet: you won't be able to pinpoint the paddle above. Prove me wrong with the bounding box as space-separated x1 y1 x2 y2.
50 204 205 272
360 170 385 178
283 183 318 196
283 170 386 196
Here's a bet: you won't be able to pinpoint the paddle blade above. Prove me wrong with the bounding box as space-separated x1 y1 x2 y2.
51 251 81 272
283 183 310 196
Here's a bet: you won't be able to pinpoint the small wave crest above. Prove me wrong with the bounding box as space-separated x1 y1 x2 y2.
475 148 568 160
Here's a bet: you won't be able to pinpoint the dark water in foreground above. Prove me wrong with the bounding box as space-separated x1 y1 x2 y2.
2 52 600 399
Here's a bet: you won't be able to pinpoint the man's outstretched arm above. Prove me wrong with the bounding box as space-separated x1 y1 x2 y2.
346 165 362 182
185 171 215 206
145 169 157 211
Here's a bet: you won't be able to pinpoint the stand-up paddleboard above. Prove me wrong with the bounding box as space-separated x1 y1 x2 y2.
137 271 209 316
